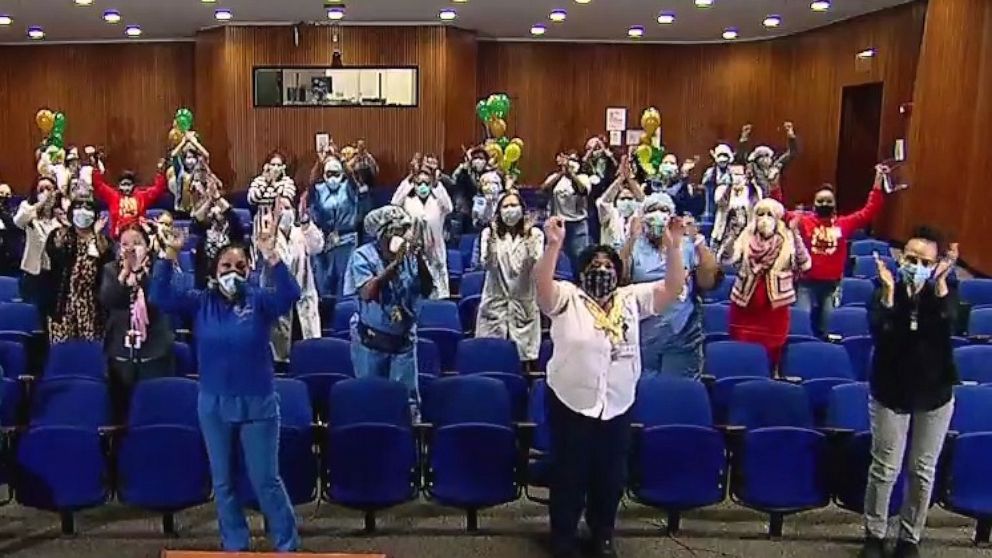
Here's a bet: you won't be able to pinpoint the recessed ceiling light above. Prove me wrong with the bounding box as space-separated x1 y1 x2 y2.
856 48 876 58
628 25 644 38
201 0 217 3
763 15 781 27
657 12 675 25
722 27 738 40
549 9 567 22
453 0 469 3
125 25 142 37
574 0 591 3
74 0 94 6
327 7 345 20
695 0 714 7
810 1 830 11
214 8 233 21
439 9 457 20
27 26 44 39
531 24 546 36
0 15 12 26
103 9 122 23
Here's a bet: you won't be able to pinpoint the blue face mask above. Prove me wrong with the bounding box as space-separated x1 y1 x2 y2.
217 271 247 298
899 262 933 289
616 199 638 218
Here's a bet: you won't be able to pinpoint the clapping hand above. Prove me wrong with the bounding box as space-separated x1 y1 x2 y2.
544 215 566 247
256 215 279 265
94 214 108 235
934 242 959 282
681 156 699 175
874 251 895 292
663 215 686 249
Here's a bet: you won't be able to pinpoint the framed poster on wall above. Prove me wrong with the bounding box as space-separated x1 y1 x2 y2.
606 107 627 132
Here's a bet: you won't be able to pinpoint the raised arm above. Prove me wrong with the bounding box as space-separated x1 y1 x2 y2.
619 215 642 284
653 219 688 312
91 169 119 207
433 182 453 216
253 219 302 319
775 122 799 168
535 216 565 314
136 167 169 206
391 179 415 206
13 201 39 229
839 167 886 232
150 257 201 316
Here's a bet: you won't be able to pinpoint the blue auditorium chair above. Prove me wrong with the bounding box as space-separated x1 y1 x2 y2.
702 303 730 343
423 376 519 530
954 345 992 385
537 339 554 373
727 380 830 537
0 276 21 302
457 294 482 334
458 233 479 272
942 385 992 544
418 300 463 371
826 307 870 341
459 270 486 299
42 340 107 382
781 342 857 423
14 378 111 534
524 379 552 503
849 239 891 258
116 378 210 533
789 307 815 338
0 302 42 342
0 340 28 380
841 335 874 382
447 249 465 285
323 377 418 531
968 308 992 338
554 253 573 281
629 376 726 534
838 278 875 308
455 337 522 376
852 255 897 280
327 297 357 339
289 338 353 422
702 341 771 424
172 341 196 377
702 273 735 304
960 278 992 309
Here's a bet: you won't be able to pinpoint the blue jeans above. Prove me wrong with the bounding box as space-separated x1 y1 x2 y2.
350 328 420 405
198 398 299 552
639 313 704 379
313 243 355 298
796 280 838 338
564 220 590 275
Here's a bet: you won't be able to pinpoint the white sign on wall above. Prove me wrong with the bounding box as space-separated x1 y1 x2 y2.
606 107 627 132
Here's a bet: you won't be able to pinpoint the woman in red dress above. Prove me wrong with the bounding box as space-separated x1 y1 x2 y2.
728 198 810 370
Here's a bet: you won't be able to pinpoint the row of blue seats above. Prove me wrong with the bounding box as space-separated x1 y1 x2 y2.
2 374 991 542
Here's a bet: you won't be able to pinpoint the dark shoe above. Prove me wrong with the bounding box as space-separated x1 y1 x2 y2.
858 536 885 558
589 538 618 558
893 540 921 558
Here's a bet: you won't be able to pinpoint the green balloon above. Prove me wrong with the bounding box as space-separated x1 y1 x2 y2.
494 94 511 118
650 147 664 167
476 100 491 123
49 131 64 149
497 136 510 150
53 112 66 134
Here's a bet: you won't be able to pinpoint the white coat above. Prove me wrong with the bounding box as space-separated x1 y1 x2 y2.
392 181 453 299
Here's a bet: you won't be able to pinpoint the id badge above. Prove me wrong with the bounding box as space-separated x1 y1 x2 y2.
611 342 636 362
123 330 142 350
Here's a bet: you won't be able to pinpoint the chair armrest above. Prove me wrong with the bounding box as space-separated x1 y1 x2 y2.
525 371 546 381
968 335 991 343
777 375 803 384
699 374 716 387
440 370 459 377
818 427 855 437
827 334 843 343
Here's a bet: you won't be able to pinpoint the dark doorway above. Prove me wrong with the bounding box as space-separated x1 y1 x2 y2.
835 82 883 215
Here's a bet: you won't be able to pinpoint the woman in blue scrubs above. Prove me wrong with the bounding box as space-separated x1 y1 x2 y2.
310 154 362 297
151 220 301 552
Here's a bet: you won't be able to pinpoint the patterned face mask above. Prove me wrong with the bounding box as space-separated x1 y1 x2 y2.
580 266 618 300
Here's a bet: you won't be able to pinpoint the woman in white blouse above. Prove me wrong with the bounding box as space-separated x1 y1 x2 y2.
535 214 686 558
14 176 63 304
475 192 544 364
392 164 453 299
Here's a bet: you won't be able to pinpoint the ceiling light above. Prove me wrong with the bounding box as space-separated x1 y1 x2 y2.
201 0 217 3
27 26 44 39
214 8 233 21
810 1 830 11
763 15 781 27
657 12 675 24
574 0 591 3
856 48 876 58
530 24 546 36
74 0 94 6
327 7 345 20
125 24 142 37
695 0 714 7
628 25 644 38
0 15 12 26
722 27 738 40
549 9 567 22
439 9 457 20
103 9 122 23
453 0 469 3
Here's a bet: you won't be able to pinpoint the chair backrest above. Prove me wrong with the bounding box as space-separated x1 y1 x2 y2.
455 337 522 375
417 300 461 330
951 385 992 433
633 376 713 427
458 233 479 270
554 253 573 280
853 255 896 279
129 377 199 427
457 294 482 333
849 239 890 257
968 308 992 337
329 377 412 428
447 249 465 277
422 375 511 428
172 341 196 377
789 307 815 337
954 345 992 384
0 302 41 333
43 340 107 380
728 380 814 429
289 338 353 376
0 377 22 426
0 277 20 302
702 274 735 304
275 378 313 428
781 342 855 380
417 338 442 377
841 335 874 382
702 303 730 334
537 339 554 372
827 307 870 339
824 382 870 431
960 279 992 308
459 271 486 299
29 377 110 428
704 341 770 379
0 339 27 379
839 278 875 307
231 208 251 227
332 298 358 333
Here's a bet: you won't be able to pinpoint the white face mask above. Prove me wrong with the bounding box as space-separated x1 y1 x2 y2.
616 198 638 218
119 181 135 195
217 271 245 297
471 159 486 172
660 162 678 176
416 183 431 198
567 161 581 174
389 235 406 254
72 208 95 229
715 154 731 167
756 215 776 237
278 209 294 231
500 206 523 226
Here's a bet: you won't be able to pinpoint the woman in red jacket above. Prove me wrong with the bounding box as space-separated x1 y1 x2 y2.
794 164 889 336
92 158 169 238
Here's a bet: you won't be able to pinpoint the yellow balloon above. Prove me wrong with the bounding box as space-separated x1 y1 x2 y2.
36 109 54 135
484 142 503 162
504 142 522 164
167 127 183 148
510 137 524 148
487 117 507 139
641 107 661 136
636 144 653 166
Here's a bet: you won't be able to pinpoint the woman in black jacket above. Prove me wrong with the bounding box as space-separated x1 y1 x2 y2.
100 224 175 420
860 226 959 558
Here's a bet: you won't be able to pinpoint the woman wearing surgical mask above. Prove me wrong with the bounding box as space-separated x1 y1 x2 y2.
192 183 246 289
43 198 112 343
475 193 544 365
308 152 362 297
542 152 592 274
450 147 490 237
713 163 761 266
596 154 645 251
536 215 686 558
344 206 434 414
151 219 302 553
167 132 211 214
625 194 720 379
249 152 296 266
392 165 453 299
14 177 64 304
859 228 958 558
727 198 811 367
100 225 174 421
739 121 798 199
471 171 505 231
264 195 324 363
654 153 705 219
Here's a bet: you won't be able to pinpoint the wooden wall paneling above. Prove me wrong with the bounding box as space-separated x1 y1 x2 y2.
442 27 478 168
0 43 194 194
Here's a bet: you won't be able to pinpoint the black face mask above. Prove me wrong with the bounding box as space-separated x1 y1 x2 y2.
814 204 835 218
580 267 618 300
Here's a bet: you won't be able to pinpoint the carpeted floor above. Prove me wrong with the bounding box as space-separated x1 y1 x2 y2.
0 499 988 558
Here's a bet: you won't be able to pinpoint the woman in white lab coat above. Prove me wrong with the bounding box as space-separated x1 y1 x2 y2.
475 192 544 363
267 194 324 363
391 165 453 299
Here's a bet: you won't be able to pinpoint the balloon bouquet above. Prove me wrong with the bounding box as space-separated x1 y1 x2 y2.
35 108 69 168
475 93 524 179
168 107 196 147
633 107 665 178
165 107 214 213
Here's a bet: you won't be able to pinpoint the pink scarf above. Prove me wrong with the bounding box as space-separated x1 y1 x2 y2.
746 232 784 276
131 287 149 343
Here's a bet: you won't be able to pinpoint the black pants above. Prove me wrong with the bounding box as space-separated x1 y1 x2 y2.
548 390 632 554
